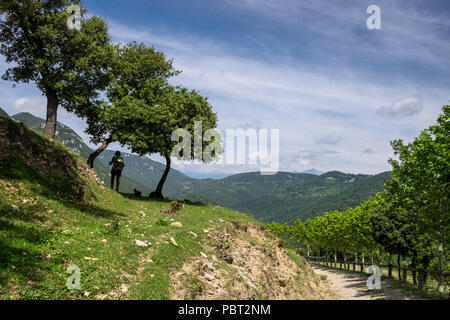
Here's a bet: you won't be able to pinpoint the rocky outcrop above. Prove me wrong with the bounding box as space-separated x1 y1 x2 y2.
170 221 326 300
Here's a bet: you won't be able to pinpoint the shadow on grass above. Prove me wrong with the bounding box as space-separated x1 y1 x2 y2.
120 192 207 207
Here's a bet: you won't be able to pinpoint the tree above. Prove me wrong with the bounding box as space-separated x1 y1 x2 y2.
103 85 222 199
0 0 113 137
385 105 449 290
84 42 178 168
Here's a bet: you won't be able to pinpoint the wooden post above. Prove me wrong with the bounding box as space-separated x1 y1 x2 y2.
362 252 365 272
334 249 337 268
388 253 393 279
437 238 445 293
418 269 424 290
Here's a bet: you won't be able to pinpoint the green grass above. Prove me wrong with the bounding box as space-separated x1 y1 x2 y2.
0 168 259 299
0 119 261 300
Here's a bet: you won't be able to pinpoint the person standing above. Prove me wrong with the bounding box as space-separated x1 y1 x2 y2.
109 151 125 191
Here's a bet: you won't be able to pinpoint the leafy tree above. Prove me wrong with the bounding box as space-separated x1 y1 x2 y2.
84 42 178 168
0 0 113 138
384 105 449 289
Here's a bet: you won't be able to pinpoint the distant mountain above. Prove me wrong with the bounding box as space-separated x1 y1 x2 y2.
12 112 390 223
0 107 9 118
299 169 323 175
177 170 390 223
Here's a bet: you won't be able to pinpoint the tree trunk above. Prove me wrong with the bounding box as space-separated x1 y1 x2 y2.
344 251 347 269
388 252 393 278
397 255 401 280
379 247 383 265
42 88 59 138
334 249 337 268
87 136 113 168
326 248 329 267
370 251 373 265
149 155 171 199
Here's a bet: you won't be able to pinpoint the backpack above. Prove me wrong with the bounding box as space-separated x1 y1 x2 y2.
113 156 125 170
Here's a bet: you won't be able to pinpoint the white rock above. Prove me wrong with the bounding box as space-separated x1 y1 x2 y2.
189 231 198 238
171 222 182 228
200 252 208 259
170 237 178 247
119 284 128 293
11 205 19 212
218 218 225 223
135 240 148 247
204 273 215 281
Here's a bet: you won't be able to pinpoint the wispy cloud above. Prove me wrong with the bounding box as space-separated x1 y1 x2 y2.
315 134 343 145
377 96 423 116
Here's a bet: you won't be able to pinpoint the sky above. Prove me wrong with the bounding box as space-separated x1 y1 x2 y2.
1 0 449 177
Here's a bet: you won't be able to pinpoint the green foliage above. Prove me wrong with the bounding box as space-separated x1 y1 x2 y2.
83 42 178 145
0 1 113 136
278 106 449 275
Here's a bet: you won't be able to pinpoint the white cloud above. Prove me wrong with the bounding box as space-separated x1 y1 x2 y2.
377 96 423 116
315 134 343 145
12 97 46 114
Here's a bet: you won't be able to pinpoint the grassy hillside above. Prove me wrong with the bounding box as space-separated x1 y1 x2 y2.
0 117 324 300
11 112 152 195
0 108 9 118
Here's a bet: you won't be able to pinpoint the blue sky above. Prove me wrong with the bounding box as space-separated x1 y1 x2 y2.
1 0 449 176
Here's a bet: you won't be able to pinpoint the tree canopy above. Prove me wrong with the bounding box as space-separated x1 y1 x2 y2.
0 0 113 137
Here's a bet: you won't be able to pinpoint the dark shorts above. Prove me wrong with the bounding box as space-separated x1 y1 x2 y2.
111 169 122 178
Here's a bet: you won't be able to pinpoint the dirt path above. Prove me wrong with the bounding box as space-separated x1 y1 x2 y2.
312 265 422 300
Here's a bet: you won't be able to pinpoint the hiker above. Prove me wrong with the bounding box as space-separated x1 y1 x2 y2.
109 151 125 191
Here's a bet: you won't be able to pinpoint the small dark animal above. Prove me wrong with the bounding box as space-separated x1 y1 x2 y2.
133 188 142 197
160 208 176 214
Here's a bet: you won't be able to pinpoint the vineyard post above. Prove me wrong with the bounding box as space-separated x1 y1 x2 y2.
437 238 444 293
388 252 393 278
361 252 365 272
418 268 424 290
334 249 337 268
